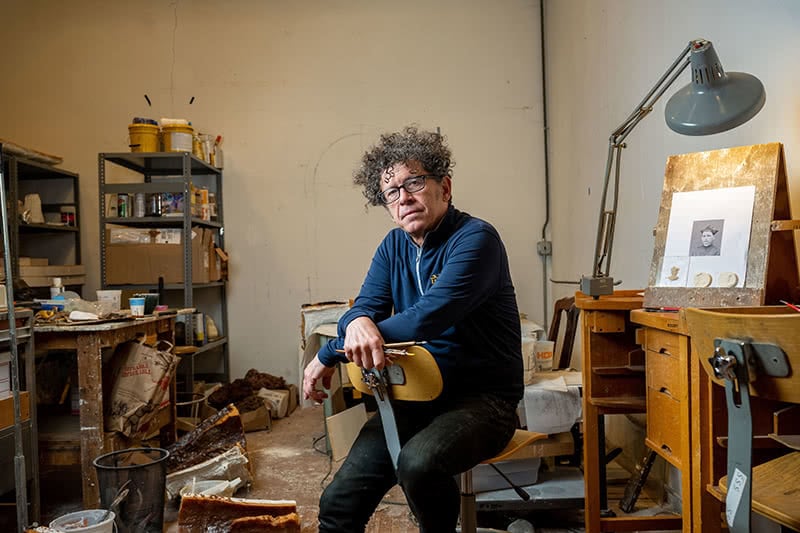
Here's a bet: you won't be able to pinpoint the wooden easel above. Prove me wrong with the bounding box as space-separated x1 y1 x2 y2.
645 142 800 309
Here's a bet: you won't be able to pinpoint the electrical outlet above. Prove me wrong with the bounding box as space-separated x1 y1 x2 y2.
537 240 552 256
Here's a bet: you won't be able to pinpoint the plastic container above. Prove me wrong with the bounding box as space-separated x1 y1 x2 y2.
50 509 115 532
93 448 169 533
96 289 122 312
161 124 194 152
133 293 159 315
128 123 160 152
128 297 145 316
534 340 554 372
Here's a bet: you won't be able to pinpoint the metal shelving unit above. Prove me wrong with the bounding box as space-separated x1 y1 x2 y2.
0 147 38 532
4 155 82 295
98 152 229 390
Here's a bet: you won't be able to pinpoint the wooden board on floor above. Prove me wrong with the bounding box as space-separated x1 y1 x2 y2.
326 403 367 461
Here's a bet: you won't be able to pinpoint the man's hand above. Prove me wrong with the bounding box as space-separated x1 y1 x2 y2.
344 316 387 370
303 355 337 403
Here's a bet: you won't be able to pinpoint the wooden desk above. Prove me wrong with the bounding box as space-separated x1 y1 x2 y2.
34 316 175 508
576 291 682 532
630 308 723 533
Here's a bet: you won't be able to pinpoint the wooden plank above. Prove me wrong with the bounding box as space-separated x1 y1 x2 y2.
575 290 643 311
22 275 86 287
325 403 367 462
599 515 682 531
19 264 85 276
630 308 688 334
77 332 102 508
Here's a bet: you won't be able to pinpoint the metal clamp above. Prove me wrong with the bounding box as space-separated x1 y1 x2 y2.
710 338 789 533
361 367 402 469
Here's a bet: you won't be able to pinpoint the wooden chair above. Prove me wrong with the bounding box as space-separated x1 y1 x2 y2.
547 296 580 370
685 307 800 533
345 346 548 533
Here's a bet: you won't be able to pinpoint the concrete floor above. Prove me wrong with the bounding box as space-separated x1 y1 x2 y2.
229 405 419 532
214 405 587 532
27 405 598 531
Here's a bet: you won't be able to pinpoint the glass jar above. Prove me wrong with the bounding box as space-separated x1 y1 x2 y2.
146 193 162 217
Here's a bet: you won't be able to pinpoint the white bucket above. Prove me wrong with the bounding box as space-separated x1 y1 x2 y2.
50 509 115 532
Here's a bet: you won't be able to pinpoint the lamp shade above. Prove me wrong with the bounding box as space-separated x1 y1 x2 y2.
665 40 765 135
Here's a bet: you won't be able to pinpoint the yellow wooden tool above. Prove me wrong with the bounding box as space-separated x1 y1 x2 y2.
343 344 443 402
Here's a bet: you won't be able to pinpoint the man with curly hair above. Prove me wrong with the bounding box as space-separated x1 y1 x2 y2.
303 126 523 532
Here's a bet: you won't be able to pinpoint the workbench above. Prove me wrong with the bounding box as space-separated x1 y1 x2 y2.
34 315 176 508
576 290 683 532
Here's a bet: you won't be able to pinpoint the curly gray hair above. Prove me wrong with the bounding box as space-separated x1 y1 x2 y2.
354 125 455 206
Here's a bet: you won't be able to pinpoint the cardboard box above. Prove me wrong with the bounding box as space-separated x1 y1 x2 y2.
258 388 290 418
105 228 213 285
287 384 299 415
0 391 30 430
241 400 272 432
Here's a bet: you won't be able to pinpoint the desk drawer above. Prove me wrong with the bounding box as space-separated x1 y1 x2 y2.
646 387 683 468
643 328 685 360
646 349 683 400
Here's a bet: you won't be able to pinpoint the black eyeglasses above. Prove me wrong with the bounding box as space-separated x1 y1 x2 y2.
378 175 437 205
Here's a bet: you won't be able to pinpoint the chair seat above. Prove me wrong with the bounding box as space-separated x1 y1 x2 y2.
483 429 548 464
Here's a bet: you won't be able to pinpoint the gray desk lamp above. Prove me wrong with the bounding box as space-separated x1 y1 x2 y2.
580 39 766 297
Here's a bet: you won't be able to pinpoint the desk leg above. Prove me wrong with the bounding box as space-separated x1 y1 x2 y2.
584 402 602 532
77 333 103 509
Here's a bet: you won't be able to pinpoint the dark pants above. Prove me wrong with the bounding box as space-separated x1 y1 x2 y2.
318 392 518 533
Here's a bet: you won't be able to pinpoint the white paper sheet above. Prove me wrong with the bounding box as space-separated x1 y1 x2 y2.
657 186 755 288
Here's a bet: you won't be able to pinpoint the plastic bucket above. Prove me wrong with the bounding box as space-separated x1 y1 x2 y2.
93 448 169 533
161 124 194 152
50 509 115 532
128 124 159 152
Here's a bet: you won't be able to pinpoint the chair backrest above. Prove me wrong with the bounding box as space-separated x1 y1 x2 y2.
344 345 443 401
547 296 580 369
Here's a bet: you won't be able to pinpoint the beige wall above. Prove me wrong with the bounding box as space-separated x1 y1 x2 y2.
545 0 800 304
3 0 797 392
544 0 800 476
0 1 545 385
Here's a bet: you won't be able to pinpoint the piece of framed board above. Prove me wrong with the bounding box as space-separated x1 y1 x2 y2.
645 142 800 309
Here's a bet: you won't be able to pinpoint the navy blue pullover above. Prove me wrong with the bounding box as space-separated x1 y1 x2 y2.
317 206 523 403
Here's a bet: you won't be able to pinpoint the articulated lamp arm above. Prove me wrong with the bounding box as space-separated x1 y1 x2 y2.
582 40 702 297
570 37 763 297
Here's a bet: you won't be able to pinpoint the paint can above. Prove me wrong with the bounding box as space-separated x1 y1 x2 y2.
161 124 194 152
